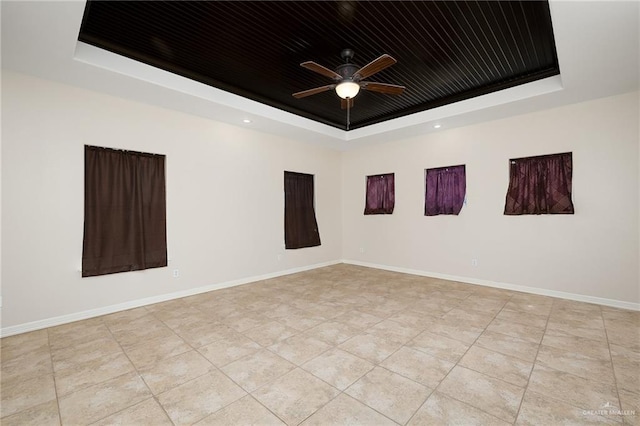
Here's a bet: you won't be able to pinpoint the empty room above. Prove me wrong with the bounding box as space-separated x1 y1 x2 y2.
1 1 638 425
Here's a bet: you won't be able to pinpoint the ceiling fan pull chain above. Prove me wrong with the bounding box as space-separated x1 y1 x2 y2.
347 99 351 131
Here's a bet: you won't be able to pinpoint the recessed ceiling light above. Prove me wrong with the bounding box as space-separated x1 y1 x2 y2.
433 124 441 129
243 119 252 123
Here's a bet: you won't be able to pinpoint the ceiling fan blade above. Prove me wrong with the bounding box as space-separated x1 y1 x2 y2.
292 85 335 98
300 61 342 80
341 98 354 110
353 54 397 80
361 81 405 95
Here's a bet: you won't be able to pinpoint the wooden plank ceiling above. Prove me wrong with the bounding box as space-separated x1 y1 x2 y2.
79 1 559 131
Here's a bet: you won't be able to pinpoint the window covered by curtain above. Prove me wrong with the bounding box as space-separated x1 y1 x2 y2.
504 152 574 215
82 145 167 277
364 173 395 215
284 171 321 249
425 165 466 216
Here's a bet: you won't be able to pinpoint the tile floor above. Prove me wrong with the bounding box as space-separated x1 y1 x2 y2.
1 264 638 425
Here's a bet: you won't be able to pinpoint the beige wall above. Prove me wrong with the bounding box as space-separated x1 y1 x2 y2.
2 71 638 333
342 92 639 305
1 72 342 329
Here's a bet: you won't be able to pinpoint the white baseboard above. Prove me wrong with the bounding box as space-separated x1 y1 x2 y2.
342 259 640 311
0 260 341 338
3 258 637 338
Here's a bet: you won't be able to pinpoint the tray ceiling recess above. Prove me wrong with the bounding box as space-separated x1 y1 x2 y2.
78 1 559 131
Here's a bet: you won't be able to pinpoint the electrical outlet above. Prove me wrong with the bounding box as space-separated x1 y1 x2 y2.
471 259 478 267
277 254 283 261
172 269 180 278
359 247 365 253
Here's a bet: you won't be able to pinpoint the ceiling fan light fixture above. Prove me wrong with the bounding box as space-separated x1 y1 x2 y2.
335 81 360 99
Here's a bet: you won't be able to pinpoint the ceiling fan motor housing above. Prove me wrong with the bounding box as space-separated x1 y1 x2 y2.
336 63 359 80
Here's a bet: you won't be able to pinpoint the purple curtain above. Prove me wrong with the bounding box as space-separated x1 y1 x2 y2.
284 171 321 249
425 165 466 216
364 173 395 215
82 145 167 277
504 152 574 215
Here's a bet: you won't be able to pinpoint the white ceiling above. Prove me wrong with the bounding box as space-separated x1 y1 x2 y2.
2 1 638 151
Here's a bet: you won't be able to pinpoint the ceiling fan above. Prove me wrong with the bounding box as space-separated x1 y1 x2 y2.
293 48 405 111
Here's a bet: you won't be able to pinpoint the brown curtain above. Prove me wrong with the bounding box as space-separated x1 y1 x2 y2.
504 152 574 215
82 145 167 277
284 171 321 249
364 173 395 215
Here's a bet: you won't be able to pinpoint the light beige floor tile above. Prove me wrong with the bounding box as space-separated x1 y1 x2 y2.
541 329 611 361
275 313 324 332
3 267 633 426
494 308 548 328
486 318 545 343
456 296 508 316
536 344 616 386
221 349 295 392
442 308 496 328
408 391 511 426
527 364 619 411
1 329 49 360
618 389 640 425
111 321 177 348
381 346 454 388
406 330 470 363
0 400 60 426
198 332 261 367
459 345 533 387
610 344 640 394
173 322 236 348
155 307 214 329
157 370 246 426
547 318 607 342
50 336 122 372
104 313 165 334
387 309 438 328
268 334 331 365
427 316 485 344
334 310 384 329
91 397 173 425
302 348 374 390
475 330 539 362
516 390 619 425
301 393 396 426
345 366 431 424
101 307 150 329
58 372 151 425
48 323 113 351
221 311 269 333
139 350 215 395
365 319 423 344
1 343 52 383
194 395 285 425
253 368 340 425
242 321 298 346
606 324 640 352
410 297 460 316
338 333 403 364
303 321 361 345
1 373 57 418
437 366 524 423
123 332 191 369
54 351 135 396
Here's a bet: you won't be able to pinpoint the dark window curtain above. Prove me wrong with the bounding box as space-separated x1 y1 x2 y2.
425 165 466 216
364 173 395 215
284 171 321 249
504 152 574 215
83 145 167 277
